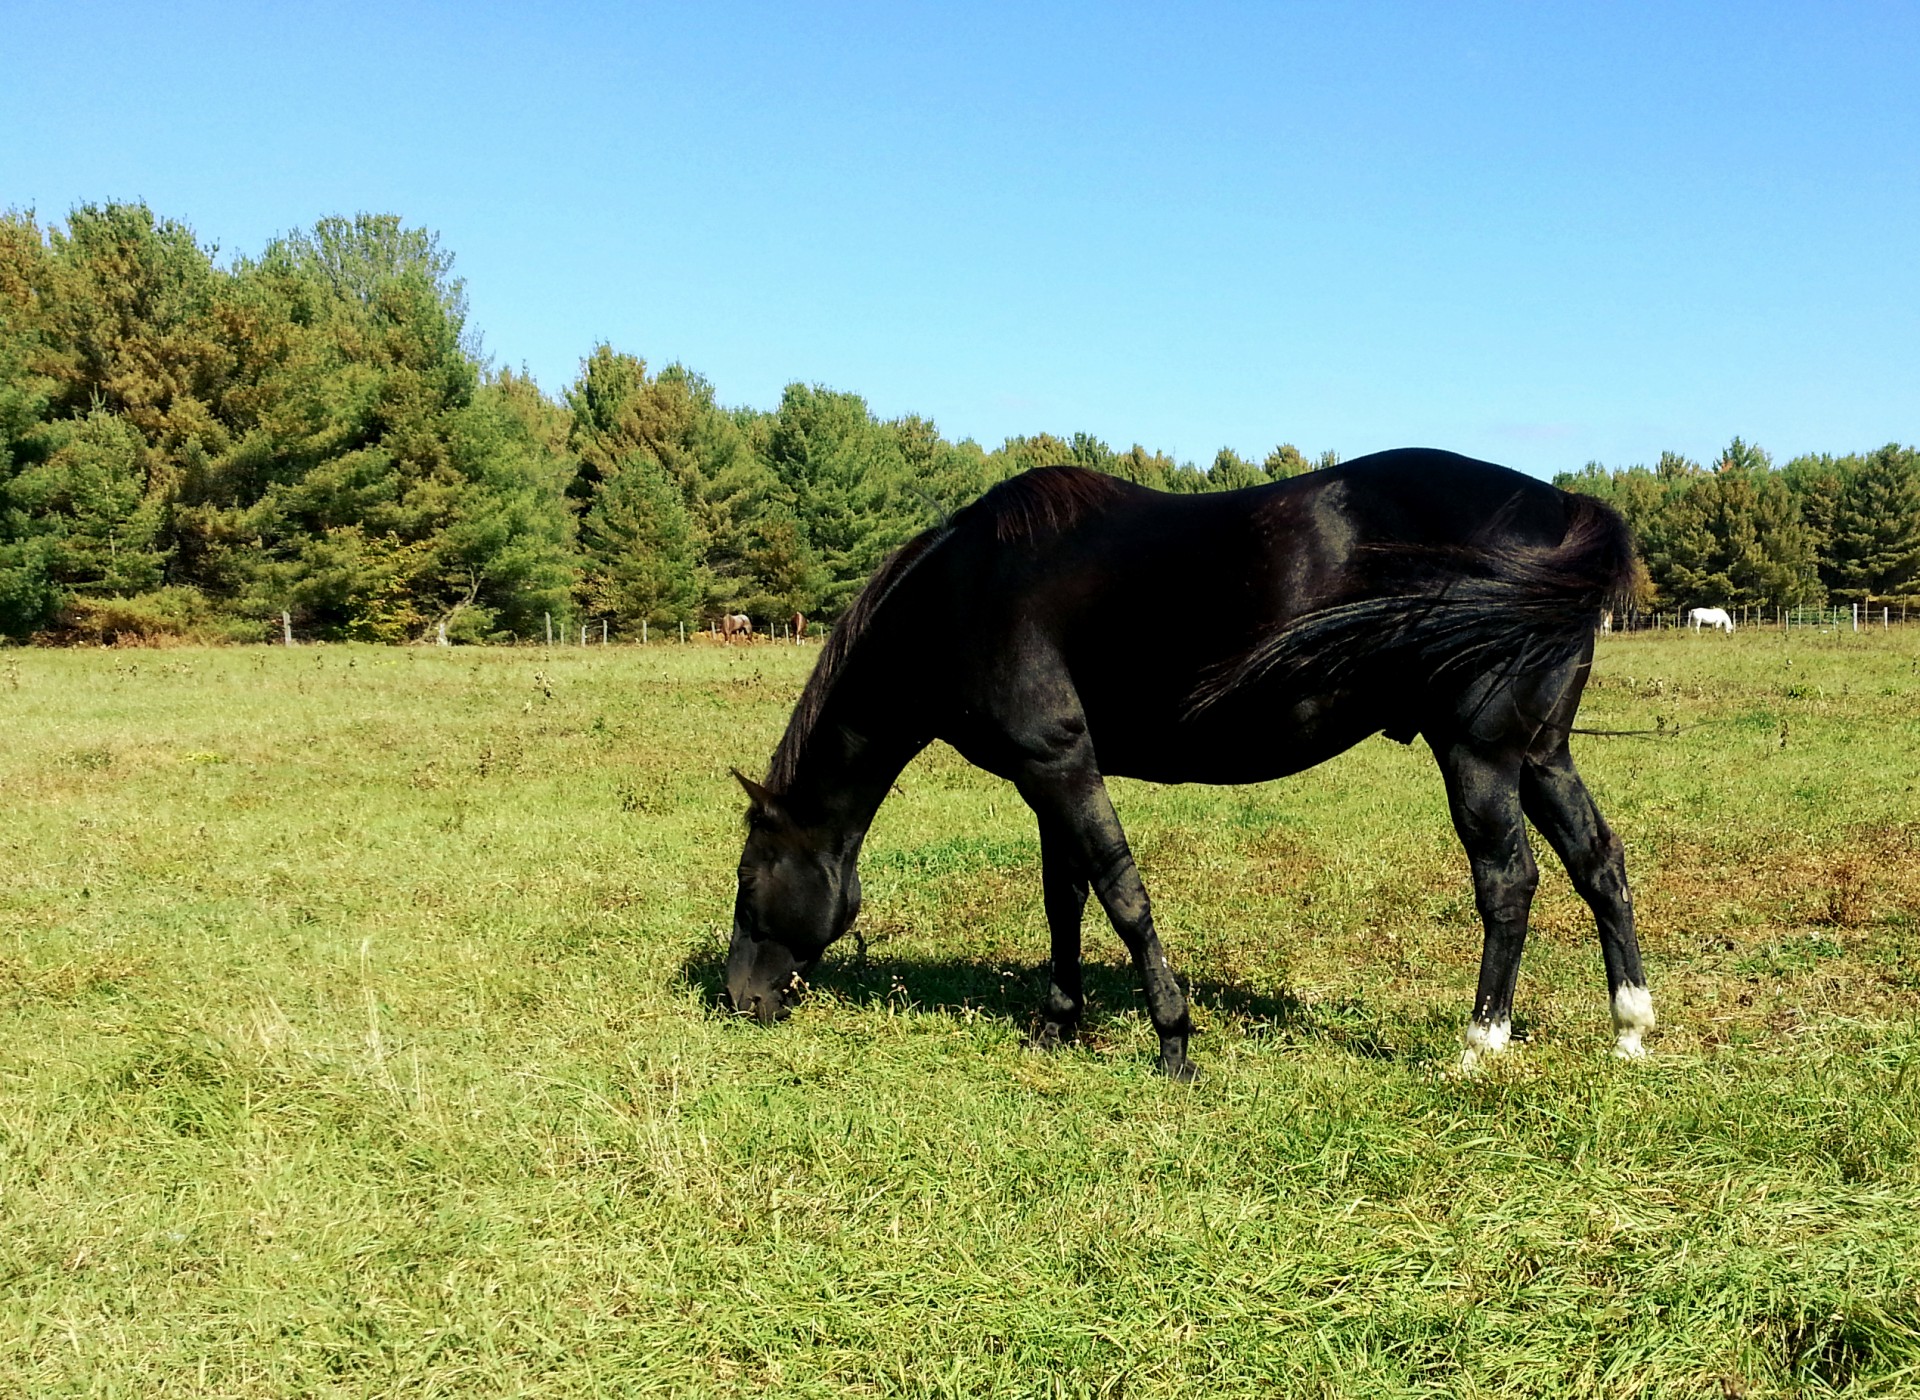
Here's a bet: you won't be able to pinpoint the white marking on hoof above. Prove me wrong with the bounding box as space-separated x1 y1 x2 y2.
1611 984 1655 1058
1459 1018 1511 1071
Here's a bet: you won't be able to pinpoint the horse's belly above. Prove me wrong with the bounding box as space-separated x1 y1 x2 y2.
1094 709 1391 785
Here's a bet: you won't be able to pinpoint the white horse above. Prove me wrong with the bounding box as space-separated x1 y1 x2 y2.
1686 606 1734 632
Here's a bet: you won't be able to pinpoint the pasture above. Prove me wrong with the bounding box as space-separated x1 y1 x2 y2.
3 630 1918 1397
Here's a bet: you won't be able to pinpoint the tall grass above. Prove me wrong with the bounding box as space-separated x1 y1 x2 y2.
2 631 1917 1396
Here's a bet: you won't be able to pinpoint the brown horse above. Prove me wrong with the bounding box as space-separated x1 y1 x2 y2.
721 613 752 644
792 612 808 642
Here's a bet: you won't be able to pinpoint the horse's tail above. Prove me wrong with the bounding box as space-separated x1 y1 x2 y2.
1190 491 1636 715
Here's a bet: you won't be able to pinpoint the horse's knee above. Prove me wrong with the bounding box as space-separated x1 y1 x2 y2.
1475 876 1536 934
1468 831 1537 904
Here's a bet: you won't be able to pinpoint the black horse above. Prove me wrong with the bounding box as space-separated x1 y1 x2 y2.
726 448 1652 1078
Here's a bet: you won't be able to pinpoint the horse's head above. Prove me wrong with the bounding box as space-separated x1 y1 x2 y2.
724 772 861 1025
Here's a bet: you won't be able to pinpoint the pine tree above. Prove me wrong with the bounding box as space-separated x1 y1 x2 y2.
1208 448 1265 491
1643 469 1820 608
579 455 701 627
1826 445 1920 604
758 383 909 612
1780 453 1846 575
565 347 784 623
1263 444 1307 479
888 413 992 515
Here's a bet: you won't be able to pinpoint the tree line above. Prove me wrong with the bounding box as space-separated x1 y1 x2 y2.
2 204 1915 644
1554 439 1920 613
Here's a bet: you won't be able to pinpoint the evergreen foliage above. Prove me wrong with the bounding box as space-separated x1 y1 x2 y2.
1560 440 1920 611
1827 445 1920 604
2 201 1916 641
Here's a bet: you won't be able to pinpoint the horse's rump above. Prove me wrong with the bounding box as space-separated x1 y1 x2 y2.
1188 486 1634 715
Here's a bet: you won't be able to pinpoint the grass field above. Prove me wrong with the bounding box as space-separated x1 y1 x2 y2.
3 629 1918 1397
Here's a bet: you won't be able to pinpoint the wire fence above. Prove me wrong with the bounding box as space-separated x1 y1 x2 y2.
494 604 1920 647
520 614 820 646
1609 601 1915 633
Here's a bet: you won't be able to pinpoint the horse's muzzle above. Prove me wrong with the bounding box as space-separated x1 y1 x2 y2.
724 929 812 1026
730 988 791 1025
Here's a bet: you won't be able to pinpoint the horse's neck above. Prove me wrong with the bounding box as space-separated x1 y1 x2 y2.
785 725 918 841
779 667 926 841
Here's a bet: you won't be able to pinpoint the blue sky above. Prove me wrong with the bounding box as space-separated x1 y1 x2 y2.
4 1 1916 477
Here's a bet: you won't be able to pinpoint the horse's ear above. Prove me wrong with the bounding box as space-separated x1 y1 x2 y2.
731 768 787 825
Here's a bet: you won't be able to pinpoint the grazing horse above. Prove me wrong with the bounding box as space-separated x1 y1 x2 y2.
1686 606 1734 633
726 450 1651 1077
792 612 808 641
721 613 753 644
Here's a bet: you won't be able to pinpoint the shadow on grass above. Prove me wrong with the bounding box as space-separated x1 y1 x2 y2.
677 940 1410 1061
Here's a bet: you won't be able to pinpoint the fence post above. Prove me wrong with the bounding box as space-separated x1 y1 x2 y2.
436 621 448 646
679 621 685 644
544 613 552 647
580 626 587 646
1853 603 1859 632
282 610 294 646
641 620 647 644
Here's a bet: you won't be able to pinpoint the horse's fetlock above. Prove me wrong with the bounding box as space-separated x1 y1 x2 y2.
1460 1017 1513 1071
1610 984 1655 1057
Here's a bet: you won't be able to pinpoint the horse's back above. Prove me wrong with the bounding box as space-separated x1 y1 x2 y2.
1309 448 1576 544
935 450 1580 635
903 452 1622 782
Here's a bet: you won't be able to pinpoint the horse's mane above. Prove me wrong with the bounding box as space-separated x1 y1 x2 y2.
970 465 1134 544
764 522 951 795
1189 491 1636 715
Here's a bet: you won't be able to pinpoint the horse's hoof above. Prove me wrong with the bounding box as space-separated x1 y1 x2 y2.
1158 1054 1199 1083
1027 1021 1075 1053
1452 1046 1513 1075
1612 1037 1650 1060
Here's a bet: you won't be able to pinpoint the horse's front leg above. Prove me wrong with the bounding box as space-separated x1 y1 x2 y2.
1436 741 1538 1070
1030 815 1088 1050
1017 757 1195 1081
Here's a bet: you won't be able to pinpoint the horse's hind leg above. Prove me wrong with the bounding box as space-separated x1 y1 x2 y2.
1031 815 1088 1050
1435 741 1538 1069
1520 744 1654 1057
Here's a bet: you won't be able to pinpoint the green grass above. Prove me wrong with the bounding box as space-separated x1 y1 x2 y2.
2 631 1918 1397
